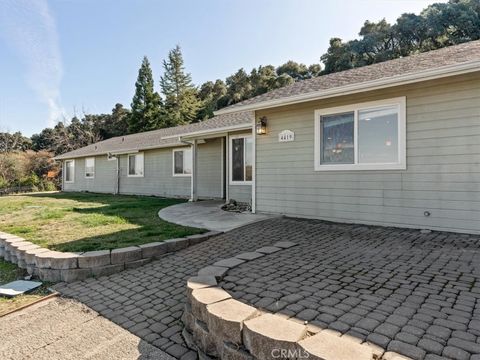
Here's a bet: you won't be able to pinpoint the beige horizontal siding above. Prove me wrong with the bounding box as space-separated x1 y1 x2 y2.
255 72 480 234
119 148 190 197
64 139 223 199
63 156 116 194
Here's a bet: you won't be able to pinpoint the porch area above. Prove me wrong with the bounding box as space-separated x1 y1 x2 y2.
158 200 275 232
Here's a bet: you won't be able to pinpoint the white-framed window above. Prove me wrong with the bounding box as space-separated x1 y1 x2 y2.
314 97 406 171
64 160 75 183
229 135 253 184
85 157 95 178
128 153 144 177
173 148 192 176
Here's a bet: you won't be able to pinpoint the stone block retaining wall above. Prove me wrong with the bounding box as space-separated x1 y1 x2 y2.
0 231 220 282
182 242 407 360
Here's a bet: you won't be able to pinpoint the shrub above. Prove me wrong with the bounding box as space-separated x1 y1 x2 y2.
40 180 57 192
0 177 8 189
17 173 40 187
0 151 59 192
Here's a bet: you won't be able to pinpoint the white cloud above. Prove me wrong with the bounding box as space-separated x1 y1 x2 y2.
0 0 66 127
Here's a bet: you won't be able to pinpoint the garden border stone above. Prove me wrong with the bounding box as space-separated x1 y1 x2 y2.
181 242 406 360
0 230 220 282
78 250 111 268
111 246 142 265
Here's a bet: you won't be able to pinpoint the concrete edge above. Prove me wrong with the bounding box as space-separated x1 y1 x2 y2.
0 291 60 318
157 201 282 233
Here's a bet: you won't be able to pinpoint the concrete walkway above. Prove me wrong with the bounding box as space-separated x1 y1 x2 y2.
0 297 173 360
158 200 275 232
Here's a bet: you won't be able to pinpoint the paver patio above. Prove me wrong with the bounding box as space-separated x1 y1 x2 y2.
221 219 480 360
55 218 480 360
54 220 278 359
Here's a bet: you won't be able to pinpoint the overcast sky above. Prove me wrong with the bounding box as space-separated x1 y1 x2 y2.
0 0 446 136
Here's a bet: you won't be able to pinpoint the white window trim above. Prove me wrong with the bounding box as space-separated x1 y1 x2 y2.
172 147 192 177
85 157 95 179
127 153 144 177
314 96 406 171
229 134 253 185
64 160 75 183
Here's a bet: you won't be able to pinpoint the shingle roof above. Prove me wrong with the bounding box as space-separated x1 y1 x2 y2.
55 111 253 160
217 40 480 114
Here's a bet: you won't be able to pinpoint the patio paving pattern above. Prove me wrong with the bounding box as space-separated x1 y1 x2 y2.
220 218 480 360
54 221 278 359
54 217 480 360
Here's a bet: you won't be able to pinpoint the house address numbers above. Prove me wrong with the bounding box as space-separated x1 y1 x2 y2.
278 130 295 142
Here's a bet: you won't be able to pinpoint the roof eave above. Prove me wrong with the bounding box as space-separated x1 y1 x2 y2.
161 123 253 140
214 60 480 115
54 141 186 160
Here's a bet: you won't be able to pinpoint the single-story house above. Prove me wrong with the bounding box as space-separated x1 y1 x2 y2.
56 40 480 234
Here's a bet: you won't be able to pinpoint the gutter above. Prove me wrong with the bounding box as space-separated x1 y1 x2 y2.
161 123 252 140
54 123 253 161
53 142 185 161
214 60 480 115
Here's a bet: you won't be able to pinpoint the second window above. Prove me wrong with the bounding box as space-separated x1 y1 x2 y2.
315 97 406 171
173 148 192 176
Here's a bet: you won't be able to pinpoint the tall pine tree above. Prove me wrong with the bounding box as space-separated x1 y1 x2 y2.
128 56 163 133
160 45 201 126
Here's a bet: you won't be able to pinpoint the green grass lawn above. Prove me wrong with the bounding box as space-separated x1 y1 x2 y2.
0 259 51 316
0 192 204 252
0 259 20 284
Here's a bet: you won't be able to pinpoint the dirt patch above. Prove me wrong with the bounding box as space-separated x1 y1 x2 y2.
0 258 52 316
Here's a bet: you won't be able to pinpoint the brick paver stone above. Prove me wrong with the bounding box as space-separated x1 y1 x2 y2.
235 252 264 261
213 257 245 269
54 217 480 360
197 265 229 279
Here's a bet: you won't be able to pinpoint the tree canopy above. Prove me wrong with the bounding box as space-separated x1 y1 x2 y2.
160 45 202 126
320 0 480 74
128 56 163 133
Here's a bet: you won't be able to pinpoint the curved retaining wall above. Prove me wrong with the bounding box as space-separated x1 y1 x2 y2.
0 231 220 282
181 242 406 360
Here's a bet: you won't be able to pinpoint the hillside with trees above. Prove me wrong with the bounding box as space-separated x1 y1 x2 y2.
0 0 479 190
